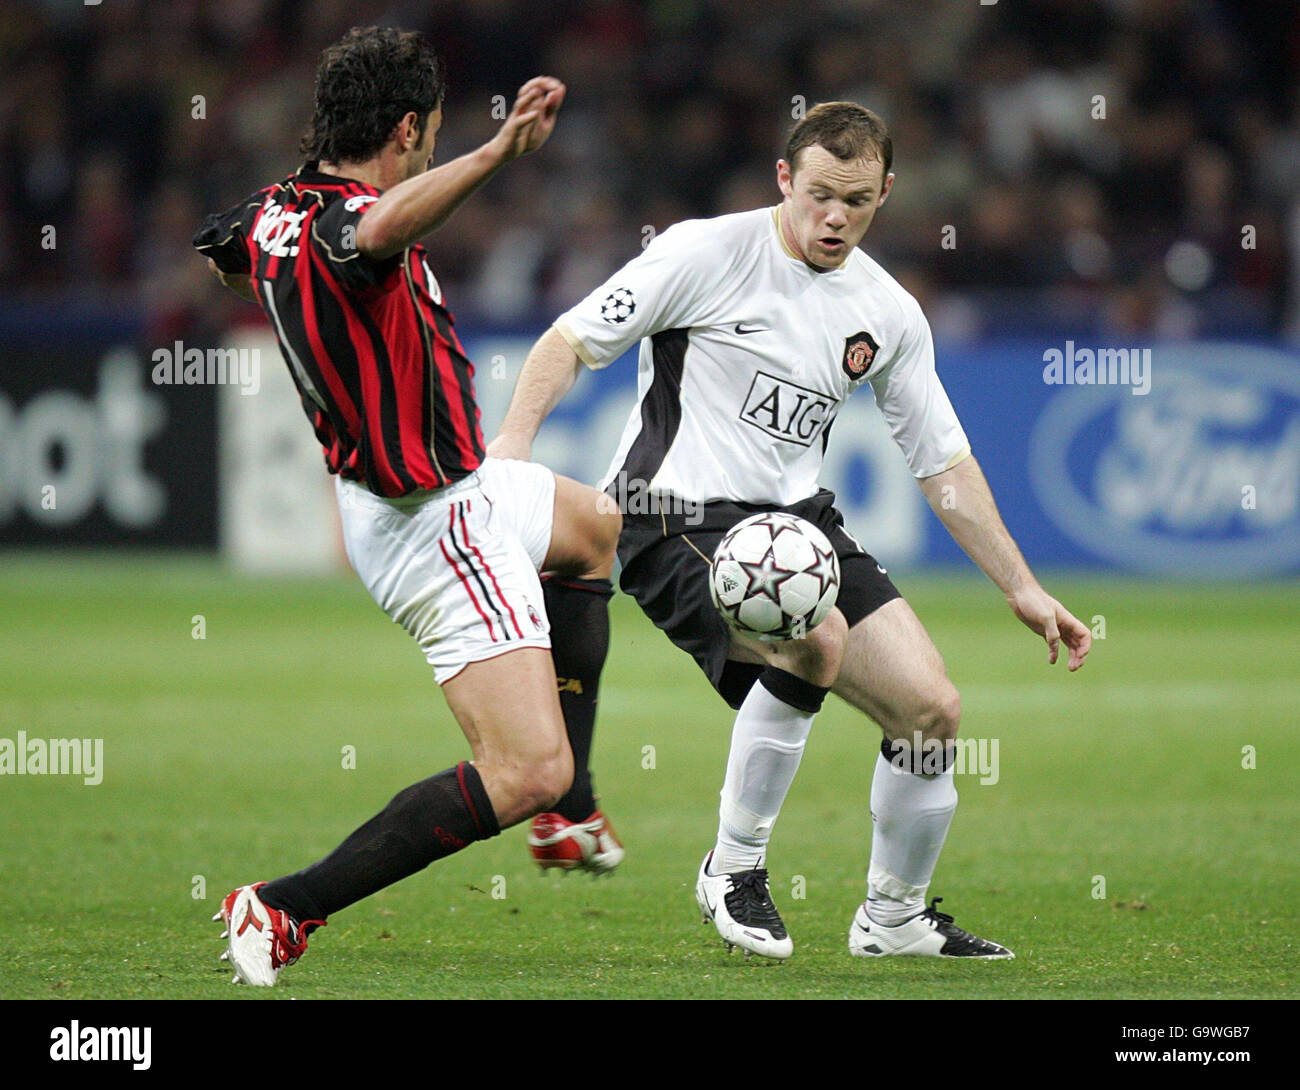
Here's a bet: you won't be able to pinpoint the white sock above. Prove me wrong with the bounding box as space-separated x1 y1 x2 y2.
710 680 817 874
865 750 957 926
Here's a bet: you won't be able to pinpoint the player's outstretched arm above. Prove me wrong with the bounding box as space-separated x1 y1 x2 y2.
487 325 585 462
919 453 1091 671
358 77 566 261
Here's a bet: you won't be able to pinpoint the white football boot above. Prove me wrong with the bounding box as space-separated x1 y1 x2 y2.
215 882 323 986
848 897 1014 959
695 850 793 961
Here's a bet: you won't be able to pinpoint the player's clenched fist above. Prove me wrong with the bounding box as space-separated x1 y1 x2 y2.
491 77 566 161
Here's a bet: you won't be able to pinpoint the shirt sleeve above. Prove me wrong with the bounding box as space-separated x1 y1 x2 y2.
554 220 718 369
868 298 971 478
309 193 400 292
192 192 262 275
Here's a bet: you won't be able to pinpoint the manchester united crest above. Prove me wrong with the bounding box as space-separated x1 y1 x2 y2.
842 330 879 380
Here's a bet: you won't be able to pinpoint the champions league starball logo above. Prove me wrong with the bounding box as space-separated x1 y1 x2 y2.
600 287 636 324
842 330 879 379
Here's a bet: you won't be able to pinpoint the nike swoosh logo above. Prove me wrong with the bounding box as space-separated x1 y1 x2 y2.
702 891 716 917
734 323 766 335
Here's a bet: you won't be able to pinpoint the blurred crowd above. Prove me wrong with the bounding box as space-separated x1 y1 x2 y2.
2 0 1298 342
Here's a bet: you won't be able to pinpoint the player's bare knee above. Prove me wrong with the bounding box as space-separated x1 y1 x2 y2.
584 523 620 580
571 489 622 576
916 685 962 744
808 609 848 675
778 608 846 686
595 499 622 553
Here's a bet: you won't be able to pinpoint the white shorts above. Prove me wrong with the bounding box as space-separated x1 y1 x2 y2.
336 458 556 684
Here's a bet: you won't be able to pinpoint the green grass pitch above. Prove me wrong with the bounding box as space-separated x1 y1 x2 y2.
1 554 1296 999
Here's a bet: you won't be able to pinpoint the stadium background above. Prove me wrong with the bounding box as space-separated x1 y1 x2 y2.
1 0 1298 1004
2 0 1298 573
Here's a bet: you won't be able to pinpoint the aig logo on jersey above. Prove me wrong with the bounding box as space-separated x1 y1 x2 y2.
740 371 835 447
842 330 880 380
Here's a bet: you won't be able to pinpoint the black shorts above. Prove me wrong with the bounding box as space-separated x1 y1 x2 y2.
617 489 902 709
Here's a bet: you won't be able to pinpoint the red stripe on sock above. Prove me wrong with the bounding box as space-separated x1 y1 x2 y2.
456 761 487 838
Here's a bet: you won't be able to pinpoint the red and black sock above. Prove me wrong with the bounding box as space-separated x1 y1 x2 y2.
542 574 613 822
258 760 499 925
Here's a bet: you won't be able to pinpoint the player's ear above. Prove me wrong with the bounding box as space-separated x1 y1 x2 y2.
776 158 793 198
878 172 895 207
397 110 421 152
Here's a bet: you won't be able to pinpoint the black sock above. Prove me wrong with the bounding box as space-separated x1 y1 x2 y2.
542 575 613 822
880 735 955 773
259 760 500 925
759 665 830 713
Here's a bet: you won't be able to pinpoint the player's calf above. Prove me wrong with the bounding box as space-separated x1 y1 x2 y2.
828 602 970 932
219 652 571 987
526 474 623 873
223 756 502 986
442 646 574 828
541 574 612 821
528 573 627 874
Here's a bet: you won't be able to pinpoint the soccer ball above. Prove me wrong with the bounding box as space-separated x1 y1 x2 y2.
709 512 840 642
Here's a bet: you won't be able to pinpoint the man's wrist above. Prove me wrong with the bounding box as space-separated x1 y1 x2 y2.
495 422 534 444
488 427 535 457
478 136 513 172
1002 572 1038 599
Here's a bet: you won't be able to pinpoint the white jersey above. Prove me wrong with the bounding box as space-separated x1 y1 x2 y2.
555 206 970 506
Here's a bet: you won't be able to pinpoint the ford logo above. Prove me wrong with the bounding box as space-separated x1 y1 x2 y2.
1028 343 1300 575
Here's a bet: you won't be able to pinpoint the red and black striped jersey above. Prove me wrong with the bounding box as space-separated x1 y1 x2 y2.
194 165 484 497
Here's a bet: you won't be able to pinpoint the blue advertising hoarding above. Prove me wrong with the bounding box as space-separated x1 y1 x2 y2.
2 296 1296 578
465 332 1300 578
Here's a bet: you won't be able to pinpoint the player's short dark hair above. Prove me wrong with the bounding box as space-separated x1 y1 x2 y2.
300 26 446 165
786 102 892 178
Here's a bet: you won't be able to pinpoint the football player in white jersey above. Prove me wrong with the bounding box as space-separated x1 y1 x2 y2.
490 102 1091 961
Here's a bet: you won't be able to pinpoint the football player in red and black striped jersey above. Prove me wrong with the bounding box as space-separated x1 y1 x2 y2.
197 26 622 986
